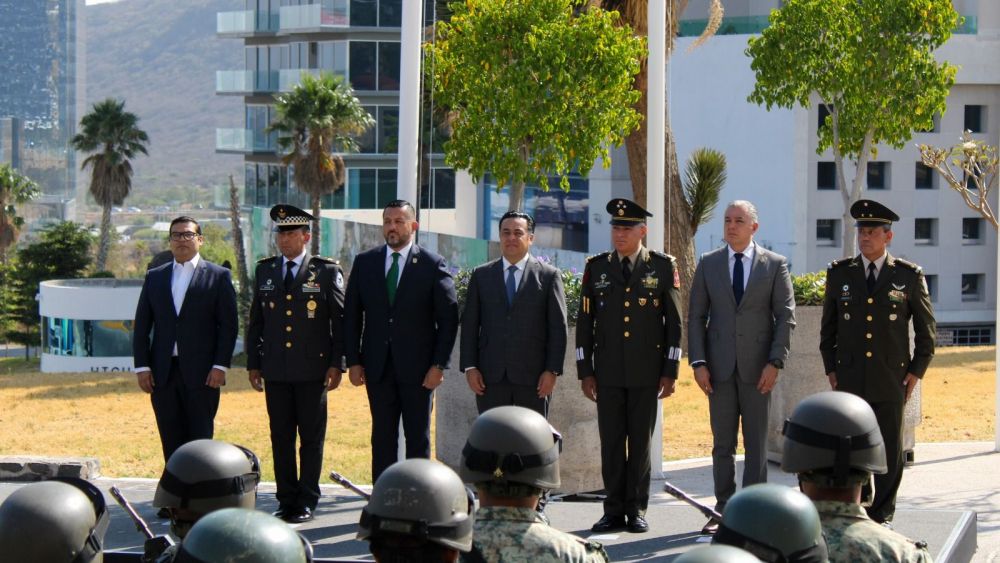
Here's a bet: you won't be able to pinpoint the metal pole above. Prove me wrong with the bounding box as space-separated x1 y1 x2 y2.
395 0 423 205
995 235 999 451
648 0 667 478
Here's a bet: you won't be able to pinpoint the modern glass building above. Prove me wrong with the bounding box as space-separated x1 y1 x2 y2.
0 0 82 220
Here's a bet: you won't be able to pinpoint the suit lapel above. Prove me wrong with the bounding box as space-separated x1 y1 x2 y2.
872 253 896 295
512 256 537 306
162 265 178 320
711 248 738 309
177 260 206 318
849 255 868 294
741 247 769 304
292 253 312 291
393 244 419 304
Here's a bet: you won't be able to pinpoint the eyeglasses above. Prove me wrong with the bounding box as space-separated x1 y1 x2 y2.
169 231 200 241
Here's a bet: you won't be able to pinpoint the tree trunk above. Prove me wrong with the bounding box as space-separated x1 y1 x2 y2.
96 204 112 272
228 176 251 329
622 62 696 316
311 194 321 255
509 180 526 212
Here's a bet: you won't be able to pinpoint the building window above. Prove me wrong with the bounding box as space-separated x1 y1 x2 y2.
817 104 832 130
327 168 398 209
914 162 935 190
377 42 400 90
964 105 985 133
961 273 984 302
43 317 136 357
946 326 993 346
350 0 377 26
379 0 402 26
349 41 377 90
867 161 888 190
924 274 937 302
817 162 836 190
963 217 983 244
420 168 456 209
914 218 936 245
378 107 399 153
816 219 839 245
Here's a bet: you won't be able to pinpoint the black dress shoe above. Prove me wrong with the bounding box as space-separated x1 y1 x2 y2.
156 507 171 519
272 506 290 519
283 506 313 524
627 514 649 533
591 514 627 532
701 518 719 535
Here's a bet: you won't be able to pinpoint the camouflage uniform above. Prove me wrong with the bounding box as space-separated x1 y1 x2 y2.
465 506 609 563
815 500 932 563
154 544 178 563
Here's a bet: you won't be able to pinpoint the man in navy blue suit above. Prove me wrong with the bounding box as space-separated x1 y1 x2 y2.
133 216 239 470
344 200 459 482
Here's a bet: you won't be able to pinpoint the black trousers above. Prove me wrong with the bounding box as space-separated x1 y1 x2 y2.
265 379 328 510
366 355 433 482
596 385 658 517
150 358 220 463
475 379 548 417
864 400 905 523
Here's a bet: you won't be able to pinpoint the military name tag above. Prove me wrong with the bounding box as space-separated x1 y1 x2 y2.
594 273 610 290
301 283 321 293
642 275 658 289
260 279 275 291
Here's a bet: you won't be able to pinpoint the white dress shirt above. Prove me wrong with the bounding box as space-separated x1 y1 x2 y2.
282 249 307 281
728 241 756 289
501 253 530 291
384 241 414 285
861 252 888 278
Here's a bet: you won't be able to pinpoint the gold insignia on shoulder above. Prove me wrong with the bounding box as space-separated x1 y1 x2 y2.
493 467 504 479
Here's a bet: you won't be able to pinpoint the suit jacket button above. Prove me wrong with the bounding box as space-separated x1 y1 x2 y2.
286 342 292 348
625 301 630 308
286 294 292 301
626 288 631 293
624 316 630 323
286 326 292 332
865 351 872 358
286 310 292 317
867 298 874 304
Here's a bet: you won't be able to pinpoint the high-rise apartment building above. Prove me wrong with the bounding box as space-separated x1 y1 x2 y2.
0 0 83 220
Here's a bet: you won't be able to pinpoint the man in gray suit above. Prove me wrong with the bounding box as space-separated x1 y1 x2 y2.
688 200 795 534
460 211 568 416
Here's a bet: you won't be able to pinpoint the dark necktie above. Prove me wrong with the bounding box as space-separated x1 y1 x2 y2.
386 252 400 305
622 256 632 282
506 265 518 308
284 260 295 292
733 252 745 305
867 262 877 294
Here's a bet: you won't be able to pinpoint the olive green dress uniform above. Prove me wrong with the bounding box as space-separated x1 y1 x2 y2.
819 201 935 524
576 246 683 518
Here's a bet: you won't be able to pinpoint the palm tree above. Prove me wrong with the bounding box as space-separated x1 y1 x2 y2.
683 147 726 235
269 73 375 255
72 98 149 271
596 0 724 302
0 164 40 263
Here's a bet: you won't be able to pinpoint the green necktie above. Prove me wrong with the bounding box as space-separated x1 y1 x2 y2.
386 252 400 305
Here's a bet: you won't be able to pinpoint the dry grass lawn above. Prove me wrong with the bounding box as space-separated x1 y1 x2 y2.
0 345 994 484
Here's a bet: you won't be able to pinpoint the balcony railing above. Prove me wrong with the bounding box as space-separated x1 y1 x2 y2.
217 10 279 35
278 68 348 91
216 70 280 94
216 128 278 153
279 1 348 31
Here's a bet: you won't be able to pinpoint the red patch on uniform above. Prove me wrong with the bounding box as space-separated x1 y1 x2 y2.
673 268 680 288
583 268 590 284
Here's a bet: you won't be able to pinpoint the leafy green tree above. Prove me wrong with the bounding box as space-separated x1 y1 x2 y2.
199 223 238 272
920 132 999 229
746 0 958 256
72 98 150 271
269 73 374 255
427 0 644 211
682 148 726 235
7 222 93 355
0 164 40 262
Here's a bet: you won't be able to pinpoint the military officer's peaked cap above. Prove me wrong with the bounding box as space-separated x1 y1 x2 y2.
606 198 653 226
270 204 315 232
851 199 899 227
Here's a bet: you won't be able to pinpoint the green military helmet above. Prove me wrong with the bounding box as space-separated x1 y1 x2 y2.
358 458 474 552
0 478 110 563
675 545 760 563
460 405 561 490
153 439 261 513
174 508 312 562
714 484 828 563
782 391 887 487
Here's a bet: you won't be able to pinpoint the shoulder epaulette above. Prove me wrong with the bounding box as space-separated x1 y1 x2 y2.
650 250 674 262
894 258 922 274
827 258 851 270
257 255 278 264
311 256 339 265
586 252 611 263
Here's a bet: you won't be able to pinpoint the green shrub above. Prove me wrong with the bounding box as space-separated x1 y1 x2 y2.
792 271 826 306
451 259 584 326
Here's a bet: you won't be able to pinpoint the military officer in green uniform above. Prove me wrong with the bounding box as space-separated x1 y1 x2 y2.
577 198 683 534
820 199 935 525
247 204 346 524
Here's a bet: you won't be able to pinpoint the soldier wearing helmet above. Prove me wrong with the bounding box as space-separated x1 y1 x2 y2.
0 478 109 563
782 391 931 562
152 439 261 561
174 508 313 563
675 545 760 563
712 483 829 563
460 405 609 562
358 458 474 562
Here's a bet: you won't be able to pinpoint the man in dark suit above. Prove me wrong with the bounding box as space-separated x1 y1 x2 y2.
246 204 345 524
133 216 239 468
344 199 459 482
687 200 795 534
577 199 683 534
820 199 935 525
460 211 567 416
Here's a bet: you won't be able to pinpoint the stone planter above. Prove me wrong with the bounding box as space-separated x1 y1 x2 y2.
435 326 604 494
766 305 920 462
